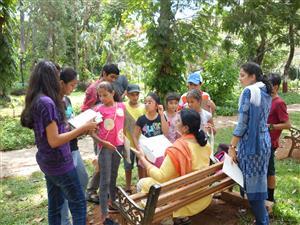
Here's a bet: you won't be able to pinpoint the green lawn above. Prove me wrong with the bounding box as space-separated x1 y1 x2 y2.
0 160 138 225
280 92 300 105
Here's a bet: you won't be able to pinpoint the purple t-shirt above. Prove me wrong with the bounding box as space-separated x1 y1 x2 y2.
32 96 74 176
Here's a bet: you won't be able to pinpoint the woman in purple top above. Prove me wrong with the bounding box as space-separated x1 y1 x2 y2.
21 60 97 225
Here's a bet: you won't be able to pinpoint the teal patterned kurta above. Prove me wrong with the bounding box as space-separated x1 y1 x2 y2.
233 87 272 200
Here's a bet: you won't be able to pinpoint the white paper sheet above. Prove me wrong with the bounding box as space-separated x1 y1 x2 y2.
222 153 244 188
138 135 172 163
68 109 102 128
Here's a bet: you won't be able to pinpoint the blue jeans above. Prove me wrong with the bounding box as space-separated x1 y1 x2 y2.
61 150 89 225
249 200 269 225
45 167 86 225
99 146 123 217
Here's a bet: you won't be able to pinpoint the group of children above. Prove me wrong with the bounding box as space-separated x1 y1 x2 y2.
80 65 218 224
20 60 290 225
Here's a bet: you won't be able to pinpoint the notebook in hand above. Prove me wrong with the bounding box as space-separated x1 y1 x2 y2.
138 134 172 167
68 109 102 128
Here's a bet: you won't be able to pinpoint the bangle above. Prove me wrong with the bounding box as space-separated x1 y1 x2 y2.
269 124 274 131
229 145 236 149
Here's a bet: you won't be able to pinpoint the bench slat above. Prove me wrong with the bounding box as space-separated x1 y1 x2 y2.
159 162 223 193
153 178 235 223
157 172 227 206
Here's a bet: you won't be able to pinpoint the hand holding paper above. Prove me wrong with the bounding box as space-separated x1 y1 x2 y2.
222 153 244 188
68 109 102 128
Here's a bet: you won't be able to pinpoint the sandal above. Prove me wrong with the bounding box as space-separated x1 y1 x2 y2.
86 192 99 204
103 218 120 225
108 205 118 211
173 217 191 225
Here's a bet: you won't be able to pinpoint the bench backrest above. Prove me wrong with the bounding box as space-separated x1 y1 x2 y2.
114 162 235 225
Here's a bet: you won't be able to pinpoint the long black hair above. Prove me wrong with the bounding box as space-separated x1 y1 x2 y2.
180 109 207 146
21 60 65 129
241 62 272 95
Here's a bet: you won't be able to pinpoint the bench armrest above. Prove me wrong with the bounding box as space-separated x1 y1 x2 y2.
114 187 145 225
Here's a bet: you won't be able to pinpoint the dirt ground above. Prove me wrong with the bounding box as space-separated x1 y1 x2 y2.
86 198 246 225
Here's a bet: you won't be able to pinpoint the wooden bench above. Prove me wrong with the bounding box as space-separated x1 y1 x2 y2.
113 162 235 225
285 127 300 157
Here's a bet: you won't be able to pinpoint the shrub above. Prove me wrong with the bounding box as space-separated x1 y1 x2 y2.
280 92 300 105
0 116 35 151
202 54 238 107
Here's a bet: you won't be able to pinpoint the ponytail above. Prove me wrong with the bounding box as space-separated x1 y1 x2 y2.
194 129 207 146
260 75 272 95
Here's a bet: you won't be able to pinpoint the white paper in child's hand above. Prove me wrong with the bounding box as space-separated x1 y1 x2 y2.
68 109 102 128
222 153 244 188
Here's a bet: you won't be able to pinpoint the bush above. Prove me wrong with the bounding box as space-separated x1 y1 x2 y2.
202 54 238 107
0 116 35 151
280 92 300 105
76 81 91 92
10 82 28 96
215 93 239 116
289 66 300 80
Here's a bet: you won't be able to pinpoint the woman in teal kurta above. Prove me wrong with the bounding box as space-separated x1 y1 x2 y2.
229 62 272 225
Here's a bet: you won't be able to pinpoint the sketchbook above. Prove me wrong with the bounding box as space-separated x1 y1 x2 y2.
222 153 244 188
68 109 102 128
138 134 172 167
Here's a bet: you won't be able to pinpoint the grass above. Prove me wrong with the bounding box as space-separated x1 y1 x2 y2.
0 159 138 225
280 91 300 105
0 172 48 225
289 112 300 128
213 114 300 225
0 116 35 151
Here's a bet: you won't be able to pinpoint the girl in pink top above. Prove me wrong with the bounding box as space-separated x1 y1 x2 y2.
164 92 181 143
94 81 125 225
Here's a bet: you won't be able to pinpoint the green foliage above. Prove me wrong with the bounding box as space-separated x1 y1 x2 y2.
202 54 238 107
143 0 185 98
0 116 34 151
280 92 300 105
218 0 300 71
216 101 238 116
289 66 300 80
0 0 18 96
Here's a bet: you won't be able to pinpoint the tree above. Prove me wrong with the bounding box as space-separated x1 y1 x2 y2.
273 0 300 92
0 0 18 98
219 0 300 93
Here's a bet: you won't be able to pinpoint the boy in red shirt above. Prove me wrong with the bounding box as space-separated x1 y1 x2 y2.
267 73 291 202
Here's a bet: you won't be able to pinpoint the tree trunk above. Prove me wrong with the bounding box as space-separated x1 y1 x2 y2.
20 0 25 87
157 0 173 96
254 33 266 65
74 0 79 72
282 23 295 93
